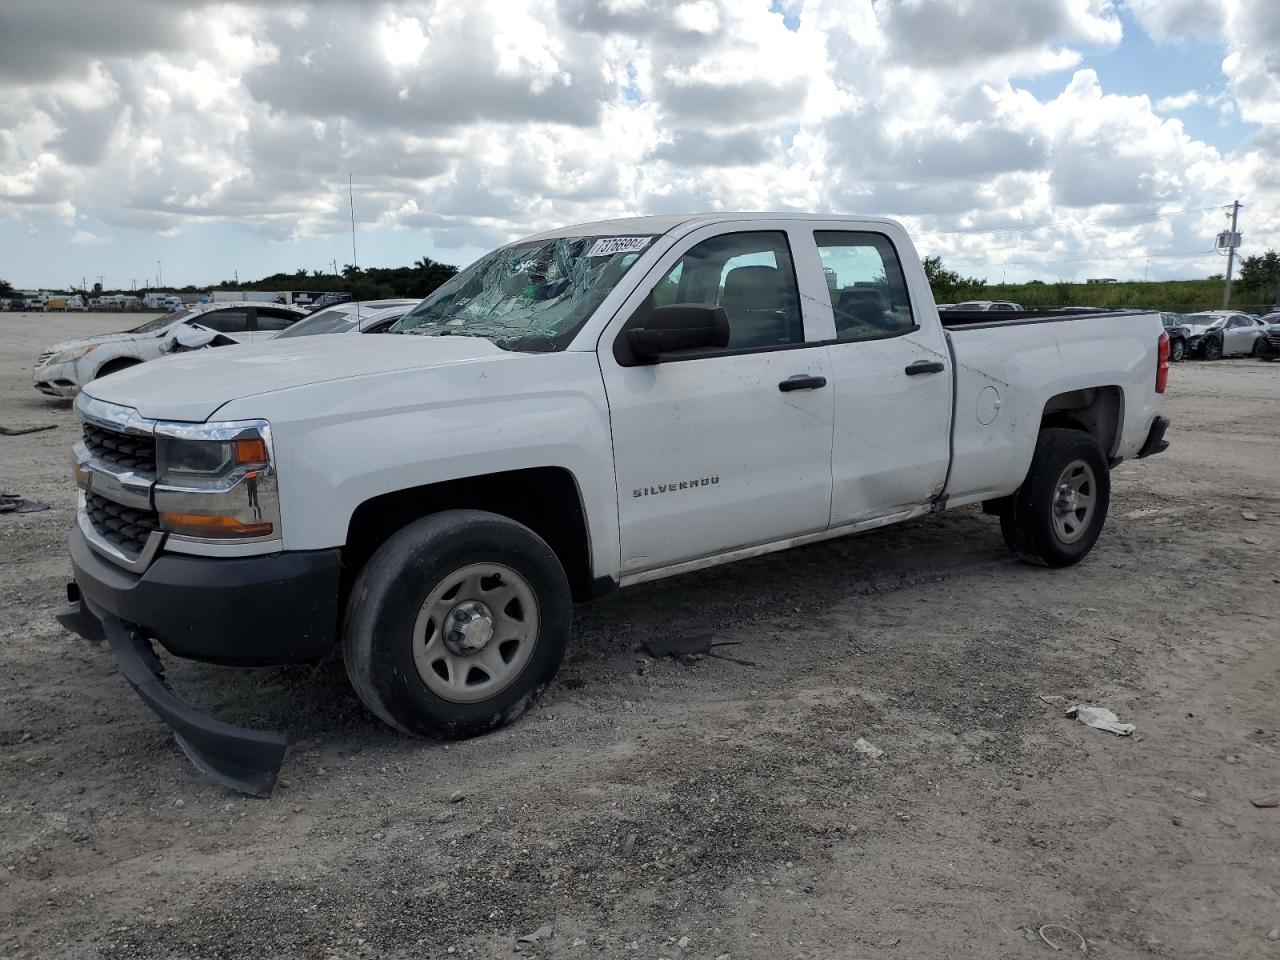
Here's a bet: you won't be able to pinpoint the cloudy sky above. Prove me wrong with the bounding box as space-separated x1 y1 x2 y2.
2 0 1278 289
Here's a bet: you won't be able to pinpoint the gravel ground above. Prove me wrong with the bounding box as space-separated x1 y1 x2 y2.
1 311 1278 959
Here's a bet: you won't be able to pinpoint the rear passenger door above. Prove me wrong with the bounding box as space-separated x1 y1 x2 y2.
808 227 953 525
599 223 835 576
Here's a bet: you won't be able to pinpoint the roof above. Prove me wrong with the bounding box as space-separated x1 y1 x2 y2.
522 212 902 242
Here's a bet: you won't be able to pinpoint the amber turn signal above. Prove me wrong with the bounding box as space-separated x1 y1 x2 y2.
233 437 269 464
159 511 273 538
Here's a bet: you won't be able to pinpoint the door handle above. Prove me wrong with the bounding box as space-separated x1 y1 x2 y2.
905 361 945 376
778 375 827 392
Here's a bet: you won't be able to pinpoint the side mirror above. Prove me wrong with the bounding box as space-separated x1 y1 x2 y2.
627 304 730 361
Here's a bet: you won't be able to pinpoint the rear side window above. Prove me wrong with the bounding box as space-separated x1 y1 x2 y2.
649 231 803 351
815 232 916 342
254 307 300 331
196 308 250 334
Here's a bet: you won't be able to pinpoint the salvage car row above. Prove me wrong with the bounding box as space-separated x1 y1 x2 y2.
1161 310 1280 361
33 299 418 397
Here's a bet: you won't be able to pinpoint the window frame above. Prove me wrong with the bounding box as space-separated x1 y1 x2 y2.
611 228 812 366
814 229 920 346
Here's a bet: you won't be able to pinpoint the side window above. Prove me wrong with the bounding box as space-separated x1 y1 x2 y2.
195 308 250 334
814 232 916 342
254 307 299 331
649 231 803 350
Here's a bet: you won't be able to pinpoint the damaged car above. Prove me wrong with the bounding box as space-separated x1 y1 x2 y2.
33 301 309 398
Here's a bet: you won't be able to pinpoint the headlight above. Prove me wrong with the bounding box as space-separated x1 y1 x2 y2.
154 421 279 540
50 344 97 364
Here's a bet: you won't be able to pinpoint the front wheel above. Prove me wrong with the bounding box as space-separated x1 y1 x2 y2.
343 509 572 739
1169 338 1185 362
999 428 1111 567
1202 338 1223 361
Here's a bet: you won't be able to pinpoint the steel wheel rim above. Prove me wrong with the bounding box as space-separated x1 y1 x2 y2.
412 562 539 703
1051 459 1096 545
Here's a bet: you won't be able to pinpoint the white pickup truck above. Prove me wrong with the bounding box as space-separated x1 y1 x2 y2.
58 213 1171 794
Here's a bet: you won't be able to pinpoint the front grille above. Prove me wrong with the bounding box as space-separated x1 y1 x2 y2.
85 491 160 557
83 423 157 475
36 351 54 366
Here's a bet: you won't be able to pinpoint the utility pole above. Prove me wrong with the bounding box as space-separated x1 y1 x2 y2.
157 259 163 290
1222 200 1240 308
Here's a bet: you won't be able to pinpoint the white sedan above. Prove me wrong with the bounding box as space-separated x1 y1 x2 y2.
272 299 420 339
33 301 308 398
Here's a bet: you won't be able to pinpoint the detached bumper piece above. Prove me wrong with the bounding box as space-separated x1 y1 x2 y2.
60 593 287 797
1137 415 1171 459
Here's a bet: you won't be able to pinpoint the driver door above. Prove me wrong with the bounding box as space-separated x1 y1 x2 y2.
599 223 835 576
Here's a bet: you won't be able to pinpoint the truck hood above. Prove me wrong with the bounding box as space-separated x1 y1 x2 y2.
83 334 508 422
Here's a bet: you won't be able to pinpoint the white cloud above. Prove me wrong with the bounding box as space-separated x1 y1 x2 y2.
70 229 108 245
0 0 1278 282
1155 90 1203 111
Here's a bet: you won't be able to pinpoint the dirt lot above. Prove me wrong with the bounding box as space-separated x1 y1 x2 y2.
1 311 1277 959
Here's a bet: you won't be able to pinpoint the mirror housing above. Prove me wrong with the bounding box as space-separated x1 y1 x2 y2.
627 304 731 361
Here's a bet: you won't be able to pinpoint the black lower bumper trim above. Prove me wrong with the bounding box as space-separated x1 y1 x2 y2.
1137 415 1171 459
73 596 287 797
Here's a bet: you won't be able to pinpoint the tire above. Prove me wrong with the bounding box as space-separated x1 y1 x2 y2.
93 357 142 380
999 428 1111 568
342 509 571 739
1202 338 1223 361
1251 339 1263 357
1169 338 1185 362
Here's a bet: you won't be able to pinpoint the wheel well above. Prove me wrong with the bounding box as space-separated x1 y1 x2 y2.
95 357 142 379
1040 386 1124 458
343 467 594 601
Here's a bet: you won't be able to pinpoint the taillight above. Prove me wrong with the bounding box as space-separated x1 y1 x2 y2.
1156 331 1170 394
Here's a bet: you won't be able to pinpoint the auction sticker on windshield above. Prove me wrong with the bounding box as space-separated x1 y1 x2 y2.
586 237 651 257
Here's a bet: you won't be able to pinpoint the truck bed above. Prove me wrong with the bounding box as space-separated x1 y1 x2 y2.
940 308 1142 328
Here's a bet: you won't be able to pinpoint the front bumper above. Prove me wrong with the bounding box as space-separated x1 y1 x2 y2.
33 360 80 397
60 527 342 795
68 522 341 665
58 597 289 797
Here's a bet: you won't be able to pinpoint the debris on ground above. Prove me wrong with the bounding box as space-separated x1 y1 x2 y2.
1038 694 1069 706
0 493 51 514
622 832 638 857
1268 928 1280 942
876 936 901 947
1250 791 1280 809
514 925 554 950
0 423 56 436
853 737 885 759
1038 923 1087 953
1243 536 1261 545
642 634 756 667
1242 510 1259 521
1065 704 1135 736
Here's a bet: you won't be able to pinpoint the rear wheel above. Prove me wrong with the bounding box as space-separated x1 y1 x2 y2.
1169 338 1185 362
999 428 1111 567
343 510 572 739
1202 338 1223 361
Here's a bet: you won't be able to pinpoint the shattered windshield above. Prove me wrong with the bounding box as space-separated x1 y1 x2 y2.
393 235 654 351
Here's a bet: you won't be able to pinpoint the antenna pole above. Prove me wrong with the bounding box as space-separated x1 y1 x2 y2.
348 173 358 272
